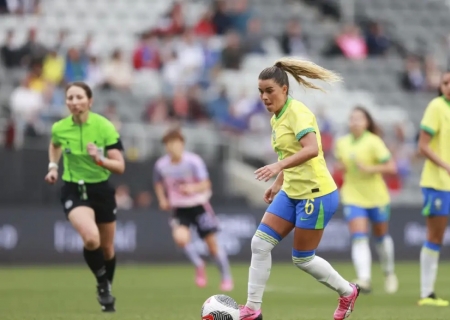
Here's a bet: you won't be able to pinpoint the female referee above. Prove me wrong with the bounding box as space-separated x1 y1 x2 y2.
417 71 450 307
44 82 125 312
153 129 233 291
239 58 360 320
335 106 398 295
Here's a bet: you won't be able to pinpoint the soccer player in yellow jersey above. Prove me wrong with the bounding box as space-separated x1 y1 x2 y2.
335 107 398 295
239 58 360 320
417 71 450 307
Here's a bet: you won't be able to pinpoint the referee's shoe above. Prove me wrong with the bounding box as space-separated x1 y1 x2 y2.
97 281 116 312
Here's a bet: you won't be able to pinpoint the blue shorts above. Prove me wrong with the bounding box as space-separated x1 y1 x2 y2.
343 205 390 223
422 188 450 216
266 190 339 229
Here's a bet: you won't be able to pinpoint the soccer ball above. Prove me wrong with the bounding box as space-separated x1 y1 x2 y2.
201 294 240 320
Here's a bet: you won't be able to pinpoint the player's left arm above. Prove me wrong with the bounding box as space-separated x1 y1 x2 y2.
88 121 125 174
357 138 397 174
278 110 319 170
180 156 211 194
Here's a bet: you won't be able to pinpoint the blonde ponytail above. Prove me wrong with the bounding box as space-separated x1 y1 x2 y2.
274 57 342 92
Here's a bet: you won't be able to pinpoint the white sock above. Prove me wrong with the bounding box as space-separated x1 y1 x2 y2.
375 234 395 275
294 254 354 297
420 241 441 298
351 236 371 283
246 236 275 310
183 243 204 268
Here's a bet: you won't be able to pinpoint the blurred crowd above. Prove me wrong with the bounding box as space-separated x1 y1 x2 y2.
0 0 430 198
0 0 40 15
2 0 445 138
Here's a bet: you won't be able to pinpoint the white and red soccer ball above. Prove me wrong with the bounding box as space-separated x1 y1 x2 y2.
201 295 240 320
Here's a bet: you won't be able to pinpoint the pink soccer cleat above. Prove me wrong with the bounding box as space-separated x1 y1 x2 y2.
239 305 263 320
334 284 360 320
220 279 234 292
195 265 207 288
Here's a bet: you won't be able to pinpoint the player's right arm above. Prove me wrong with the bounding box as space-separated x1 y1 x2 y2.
264 171 284 204
45 124 63 184
153 162 170 211
418 100 450 174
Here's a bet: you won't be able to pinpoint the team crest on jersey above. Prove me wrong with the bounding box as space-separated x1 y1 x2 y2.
434 198 442 210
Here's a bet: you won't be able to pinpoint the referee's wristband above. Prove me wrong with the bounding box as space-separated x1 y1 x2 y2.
48 162 58 171
96 156 106 166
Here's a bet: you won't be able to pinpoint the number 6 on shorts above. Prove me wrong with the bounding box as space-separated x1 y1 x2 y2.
296 190 339 230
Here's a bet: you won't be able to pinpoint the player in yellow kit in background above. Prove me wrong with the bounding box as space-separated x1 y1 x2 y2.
417 71 450 307
335 106 398 294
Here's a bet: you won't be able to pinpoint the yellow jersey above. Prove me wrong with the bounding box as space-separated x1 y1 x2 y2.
270 98 336 199
420 96 450 191
335 132 391 208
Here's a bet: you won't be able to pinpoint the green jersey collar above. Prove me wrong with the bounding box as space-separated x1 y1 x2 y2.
71 112 93 125
275 97 292 120
442 95 450 107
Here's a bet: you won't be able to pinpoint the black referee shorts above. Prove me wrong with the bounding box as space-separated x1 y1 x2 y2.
60 181 117 224
171 204 219 239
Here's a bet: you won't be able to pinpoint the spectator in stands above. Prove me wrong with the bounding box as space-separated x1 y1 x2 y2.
10 76 45 144
64 47 88 82
28 62 46 93
280 19 309 57
86 56 104 89
1 30 21 68
156 1 185 36
304 0 340 20
161 50 182 95
0 0 39 14
132 32 161 71
20 28 47 66
244 18 265 54
207 86 231 124
400 55 425 91
221 30 244 70
187 84 208 121
55 29 69 56
81 33 100 58
212 0 233 35
41 81 66 123
171 88 190 121
323 24 367 60
424 55 442 92
365 22 390 56
175 29 205 86
194 8 216 38
42 49 64 85
103 49 132 92
229 0 252 36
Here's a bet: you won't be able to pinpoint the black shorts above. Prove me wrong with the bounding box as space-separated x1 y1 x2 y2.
60 181 117 224
171 204 218 239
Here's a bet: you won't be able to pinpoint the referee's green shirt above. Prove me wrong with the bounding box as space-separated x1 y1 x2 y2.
51 112 121 183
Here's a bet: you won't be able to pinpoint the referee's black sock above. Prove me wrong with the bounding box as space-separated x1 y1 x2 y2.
105 256 116 284
83 248 108 284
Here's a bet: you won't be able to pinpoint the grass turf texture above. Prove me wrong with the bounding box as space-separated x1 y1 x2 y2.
0 262 449 320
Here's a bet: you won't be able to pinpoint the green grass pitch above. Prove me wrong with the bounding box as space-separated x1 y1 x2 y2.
0 262 449 319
